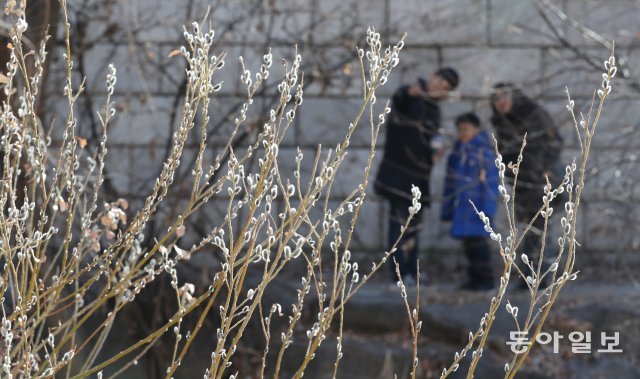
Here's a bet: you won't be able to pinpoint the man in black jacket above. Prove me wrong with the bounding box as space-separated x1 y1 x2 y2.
375 67 459 283
490 83 564 289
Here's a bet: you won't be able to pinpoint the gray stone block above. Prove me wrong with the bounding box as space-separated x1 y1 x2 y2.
590 148 640 200
541 99 579 148
103 146 132 195
586 99 640 147
82 43 165 95
489 0 558 46
583 200 632 251
310 0 387 41
277 145 381 199
334 149 382 197
288 195 383 252
298 97 386 148
377 47 441 98
207 95 259 146
300 46 365 97
440 100 482 128
565 0 640 48
390 0 488 45
224 44 304 96
106 95 175 144
210 1 312 45
541 46 611 99
132 0 185 42
127 145 173 191
442 47 542 98
556 147 601 200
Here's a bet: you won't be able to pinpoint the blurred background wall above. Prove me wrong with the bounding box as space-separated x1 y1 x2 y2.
35 0 640 281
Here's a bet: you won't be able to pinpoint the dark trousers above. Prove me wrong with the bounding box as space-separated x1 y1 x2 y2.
387 199 424 282
461 237 494 284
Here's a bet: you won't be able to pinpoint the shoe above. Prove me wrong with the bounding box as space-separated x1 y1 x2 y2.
459 280 495 292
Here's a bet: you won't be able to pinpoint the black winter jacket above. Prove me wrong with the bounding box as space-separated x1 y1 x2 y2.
375 82 441 205
490 89 563 220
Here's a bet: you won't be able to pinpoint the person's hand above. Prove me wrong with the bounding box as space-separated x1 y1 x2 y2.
431 137 445 161
479 169 487 182
408 83 423 97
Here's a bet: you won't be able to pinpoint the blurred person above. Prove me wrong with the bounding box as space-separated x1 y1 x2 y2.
441 112 499 291
375 67 459 283
490 83 564 290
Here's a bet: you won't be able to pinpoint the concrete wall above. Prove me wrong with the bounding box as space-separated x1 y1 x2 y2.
45 0 640 266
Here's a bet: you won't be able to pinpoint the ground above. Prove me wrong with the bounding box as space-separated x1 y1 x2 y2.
272 279 640 379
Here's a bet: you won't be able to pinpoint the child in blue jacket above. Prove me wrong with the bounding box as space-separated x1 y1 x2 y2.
442 112 499 291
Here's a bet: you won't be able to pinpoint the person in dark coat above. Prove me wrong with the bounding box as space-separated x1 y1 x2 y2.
442 112 499 290
490 83 563 289
375 67 460 283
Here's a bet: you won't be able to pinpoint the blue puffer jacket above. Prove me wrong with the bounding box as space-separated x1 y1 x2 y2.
441 130 500 238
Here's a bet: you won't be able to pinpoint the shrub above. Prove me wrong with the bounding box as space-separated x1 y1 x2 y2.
0 2 615 378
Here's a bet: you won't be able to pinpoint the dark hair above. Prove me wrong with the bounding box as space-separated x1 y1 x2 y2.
435 67 459 89
492 82 516 92
489 82 536 117
455 112 481 128
490 82 516 101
